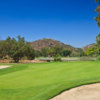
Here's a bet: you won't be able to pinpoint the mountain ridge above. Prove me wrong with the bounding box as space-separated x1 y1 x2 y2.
30 38 83 53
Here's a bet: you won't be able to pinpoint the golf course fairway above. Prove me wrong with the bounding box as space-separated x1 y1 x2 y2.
0 61 100 100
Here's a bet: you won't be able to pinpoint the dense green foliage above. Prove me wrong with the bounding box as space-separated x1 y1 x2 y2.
0 36 74 61
54 54 62 61
0 62 100 100
0 36 35 62
97 55 100 60
85 46 98 56
95 0 100 26
40 46 72 57
85 0 100 57
85 34 100 57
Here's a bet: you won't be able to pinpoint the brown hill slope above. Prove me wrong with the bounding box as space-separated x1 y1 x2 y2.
30 38 81 53
82 43 96 51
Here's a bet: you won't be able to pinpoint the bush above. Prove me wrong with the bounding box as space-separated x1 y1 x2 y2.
54 55 62 62
80 57 90 61
80 57 96 61
97 56 100 60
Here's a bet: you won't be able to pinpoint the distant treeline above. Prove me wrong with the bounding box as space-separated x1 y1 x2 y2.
0 36 73 62
35 47 72 57
0 34 100 63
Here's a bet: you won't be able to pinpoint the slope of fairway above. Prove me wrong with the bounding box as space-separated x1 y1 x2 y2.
0 61 100 100
50 83 100 100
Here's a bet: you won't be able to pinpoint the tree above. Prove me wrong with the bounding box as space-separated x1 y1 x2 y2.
85 34 100 56
41 48 49 57
9 36 26 62
96 34 100 45
35 50 41 57
96 34 100 55
47 46 63 57
24 43 35 60
85 46 98 56
0 40 8 59
62 49 72 57
0 36 35 63
48 48 55 57
95 0 100 26
54 46 63 56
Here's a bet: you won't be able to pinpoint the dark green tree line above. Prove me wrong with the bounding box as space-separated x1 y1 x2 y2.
40 46 72 57
0 36 35 63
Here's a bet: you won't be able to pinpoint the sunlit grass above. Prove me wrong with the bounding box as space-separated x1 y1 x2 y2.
0 61 100 100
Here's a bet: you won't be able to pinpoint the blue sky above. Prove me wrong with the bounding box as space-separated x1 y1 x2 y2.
0 0 99 48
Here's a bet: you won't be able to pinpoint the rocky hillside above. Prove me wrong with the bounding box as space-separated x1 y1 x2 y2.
30 38 82 53
82 43 96 51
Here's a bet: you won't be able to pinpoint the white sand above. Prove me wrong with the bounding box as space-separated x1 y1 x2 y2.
0 65 11 69
50 83 100 100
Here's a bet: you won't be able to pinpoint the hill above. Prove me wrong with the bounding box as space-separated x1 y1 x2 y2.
30 38 81 53
82 43 96 51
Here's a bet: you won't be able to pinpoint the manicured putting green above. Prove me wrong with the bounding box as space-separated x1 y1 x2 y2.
0 61 100 100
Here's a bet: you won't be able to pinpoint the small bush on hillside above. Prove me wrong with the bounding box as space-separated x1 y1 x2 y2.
54 55 62 62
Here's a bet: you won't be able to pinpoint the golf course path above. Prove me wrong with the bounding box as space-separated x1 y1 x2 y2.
50 83 100 100
0 65 11 69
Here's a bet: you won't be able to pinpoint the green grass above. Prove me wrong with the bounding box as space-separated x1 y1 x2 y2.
0 61 100 100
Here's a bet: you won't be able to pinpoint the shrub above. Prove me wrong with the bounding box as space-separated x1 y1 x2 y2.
80 57 90 61
54 55 62 62
97 55 100 60
80 57 96 61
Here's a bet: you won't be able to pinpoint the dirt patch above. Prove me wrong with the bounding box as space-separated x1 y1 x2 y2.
0 65 11 69
50 83 100 100
19 60 46 63
0 60 46 63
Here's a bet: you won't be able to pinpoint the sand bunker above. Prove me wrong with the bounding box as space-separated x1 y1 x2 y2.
50 83 100 100
0 65 11 69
